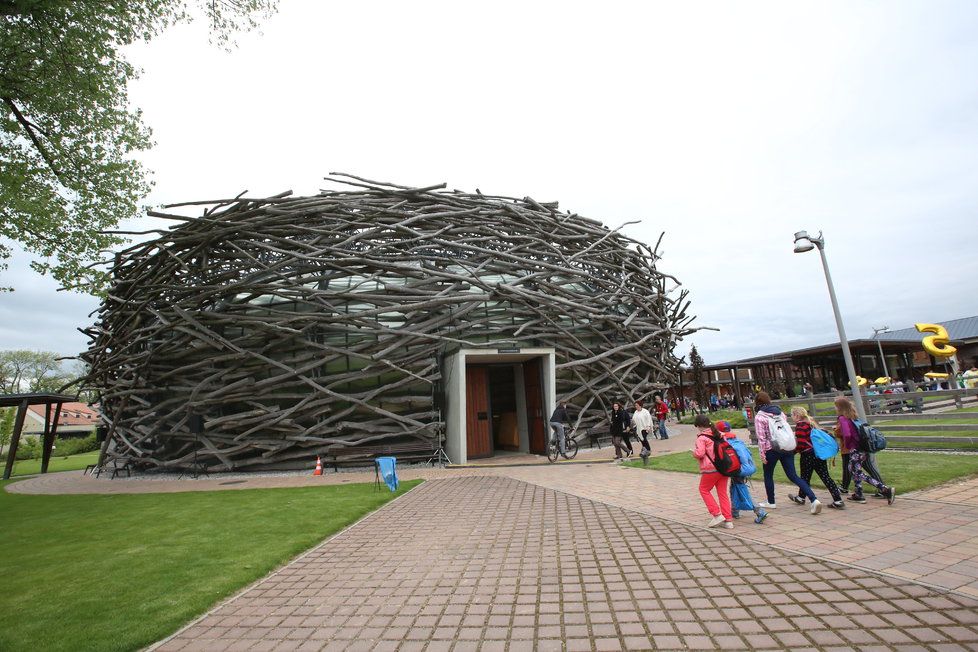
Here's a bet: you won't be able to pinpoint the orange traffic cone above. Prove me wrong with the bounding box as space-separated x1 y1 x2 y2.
313 456 323 476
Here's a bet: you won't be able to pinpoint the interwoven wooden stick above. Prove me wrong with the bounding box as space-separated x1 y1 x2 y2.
82 174 698 470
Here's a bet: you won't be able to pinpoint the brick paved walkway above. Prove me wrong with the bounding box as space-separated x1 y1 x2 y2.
8 425 978 599
152 476 978 652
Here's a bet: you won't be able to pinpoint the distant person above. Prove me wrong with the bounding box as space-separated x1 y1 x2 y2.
549 401 570 457
834 397 895 504
653 394 670 439
631 400 655 462
609 401 632 460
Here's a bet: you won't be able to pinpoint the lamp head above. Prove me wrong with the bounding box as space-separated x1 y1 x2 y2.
793 230 815 253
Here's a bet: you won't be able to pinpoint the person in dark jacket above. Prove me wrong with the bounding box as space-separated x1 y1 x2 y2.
610 401 632 460
549 401 570 457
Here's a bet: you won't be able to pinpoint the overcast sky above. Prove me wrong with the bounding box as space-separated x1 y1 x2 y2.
2 1 977 366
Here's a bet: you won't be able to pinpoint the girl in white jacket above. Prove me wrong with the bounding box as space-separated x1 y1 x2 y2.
631 400 655 460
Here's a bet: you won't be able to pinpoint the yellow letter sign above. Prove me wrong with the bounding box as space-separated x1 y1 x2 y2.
915 323 957 358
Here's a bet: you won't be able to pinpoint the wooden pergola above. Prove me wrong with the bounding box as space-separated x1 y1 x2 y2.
1 393 77 480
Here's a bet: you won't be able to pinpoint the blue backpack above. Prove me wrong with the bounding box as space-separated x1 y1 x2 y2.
853 420 887 453
810 427 839 460
727 437 756 477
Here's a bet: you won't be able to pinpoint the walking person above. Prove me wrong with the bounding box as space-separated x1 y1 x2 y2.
753 392 823 514
834 397 896 504
692 415 734 529
654 394 670 439
631 399 655 461
549 400 570 458
716 420 768 524
609 401 632 460
790 407 845 509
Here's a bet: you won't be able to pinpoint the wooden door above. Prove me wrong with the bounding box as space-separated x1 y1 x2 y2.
466 366 492 458
524 358 546 454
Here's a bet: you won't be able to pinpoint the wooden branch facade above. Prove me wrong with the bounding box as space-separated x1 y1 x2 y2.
82 174 698 471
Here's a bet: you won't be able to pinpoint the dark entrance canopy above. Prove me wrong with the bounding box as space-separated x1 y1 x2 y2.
1 393 78 480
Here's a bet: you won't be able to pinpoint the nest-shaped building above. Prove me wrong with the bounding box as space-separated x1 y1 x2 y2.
83 175 697 470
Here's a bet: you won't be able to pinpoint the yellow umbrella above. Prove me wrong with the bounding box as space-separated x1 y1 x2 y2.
848 376 868 387
924 372 949 379
875 376 891 385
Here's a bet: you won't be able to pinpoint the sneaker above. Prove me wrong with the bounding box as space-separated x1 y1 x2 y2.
810 499 822 515
707 514 725 528
841 488 850 495
723 521 734 529
754 510 768 524
731 509 741 519
872 492 886 499
828 501 846 510
848 493 867 504
758 502 777 509
885 486 896 505
788 495 806 505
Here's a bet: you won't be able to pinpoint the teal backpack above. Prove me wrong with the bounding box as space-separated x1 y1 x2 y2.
811 427 839 460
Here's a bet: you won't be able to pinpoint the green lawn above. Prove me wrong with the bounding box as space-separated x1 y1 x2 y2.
625 449 978 494
2 451 101 477
875 406 978 426
0 479 421 652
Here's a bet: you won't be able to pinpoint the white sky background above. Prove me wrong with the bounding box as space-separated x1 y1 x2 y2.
2 1 977 365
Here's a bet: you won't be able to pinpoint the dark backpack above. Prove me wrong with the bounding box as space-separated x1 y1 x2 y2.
853 419 887 453
707 433 742 477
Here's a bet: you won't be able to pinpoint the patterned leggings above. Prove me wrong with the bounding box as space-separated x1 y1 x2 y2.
796 450 842 502
848 451 885 496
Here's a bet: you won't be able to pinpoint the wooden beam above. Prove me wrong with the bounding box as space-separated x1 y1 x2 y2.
40 401 63 474
2 399 30 480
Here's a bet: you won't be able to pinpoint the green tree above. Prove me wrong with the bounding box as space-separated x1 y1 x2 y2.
1 0 276 292
0 349 71 393
0 407 13 456
689 344 708 413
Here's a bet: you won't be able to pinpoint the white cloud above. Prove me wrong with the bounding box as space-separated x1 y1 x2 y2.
2 1 977 364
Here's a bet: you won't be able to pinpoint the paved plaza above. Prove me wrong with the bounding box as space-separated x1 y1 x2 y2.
150 476 978 651
8 426 978 650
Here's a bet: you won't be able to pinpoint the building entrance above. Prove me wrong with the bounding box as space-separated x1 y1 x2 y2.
444 348 555 464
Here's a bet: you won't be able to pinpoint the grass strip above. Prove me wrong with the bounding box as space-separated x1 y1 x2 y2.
0 479 421 652
3 451 101 476
624 449 978 494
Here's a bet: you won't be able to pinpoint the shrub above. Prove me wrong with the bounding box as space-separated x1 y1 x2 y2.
14 437 41 460
54 432 98 457
681 409 748 428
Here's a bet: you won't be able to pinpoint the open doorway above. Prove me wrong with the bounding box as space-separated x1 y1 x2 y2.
444 348 555 464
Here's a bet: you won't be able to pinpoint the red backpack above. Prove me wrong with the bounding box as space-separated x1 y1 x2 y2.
707 433 742 477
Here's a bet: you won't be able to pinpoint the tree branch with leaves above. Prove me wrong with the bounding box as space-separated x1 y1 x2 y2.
0 0 276 293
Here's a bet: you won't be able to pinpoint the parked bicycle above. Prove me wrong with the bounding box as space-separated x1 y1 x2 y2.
547 427 579 462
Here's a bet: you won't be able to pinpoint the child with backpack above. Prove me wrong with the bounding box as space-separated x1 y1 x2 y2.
692 414 735 529
834 397 895 505
753 392 823 514
789 407 845 510
715 420 768 524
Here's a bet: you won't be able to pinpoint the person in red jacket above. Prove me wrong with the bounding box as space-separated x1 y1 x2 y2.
692 414 733 528
653 393 670 439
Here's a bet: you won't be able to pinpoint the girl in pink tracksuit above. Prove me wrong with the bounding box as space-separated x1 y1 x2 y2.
692 414 733 529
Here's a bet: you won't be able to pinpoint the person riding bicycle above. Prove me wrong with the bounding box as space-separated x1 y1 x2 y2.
549 401 570 457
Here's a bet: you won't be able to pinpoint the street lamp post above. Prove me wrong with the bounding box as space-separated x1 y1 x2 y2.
793 230 869 423
873 326 890 380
